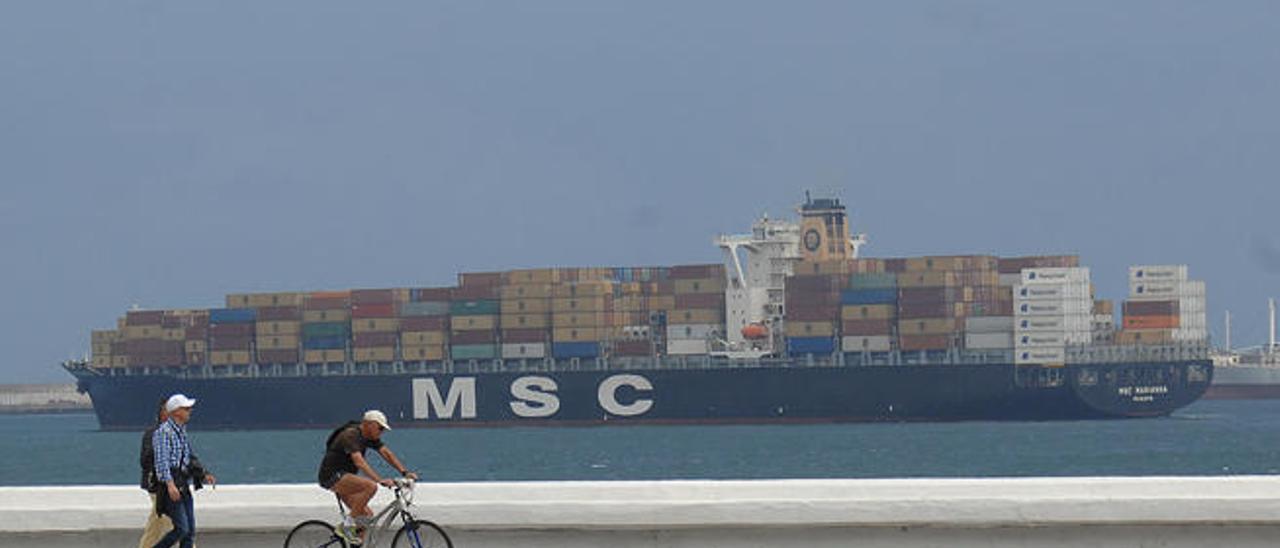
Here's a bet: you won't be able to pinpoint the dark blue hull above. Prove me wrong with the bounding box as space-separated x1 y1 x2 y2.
69 360 1212 431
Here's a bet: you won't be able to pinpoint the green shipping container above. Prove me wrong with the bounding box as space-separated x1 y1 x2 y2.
450 300 500 316
303 322 351 339
450 343 498 360
849 272 898 290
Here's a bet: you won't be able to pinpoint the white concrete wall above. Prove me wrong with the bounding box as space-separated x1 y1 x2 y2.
4 477 1280 547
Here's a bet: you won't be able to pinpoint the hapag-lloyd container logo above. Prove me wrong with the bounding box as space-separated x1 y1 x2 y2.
410 374 655 420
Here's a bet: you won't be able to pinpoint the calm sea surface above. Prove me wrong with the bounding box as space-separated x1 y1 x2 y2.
3 399 1279 486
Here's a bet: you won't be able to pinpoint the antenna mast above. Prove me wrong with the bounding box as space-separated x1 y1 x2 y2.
1225 310 1231 352
1270 298 1277 354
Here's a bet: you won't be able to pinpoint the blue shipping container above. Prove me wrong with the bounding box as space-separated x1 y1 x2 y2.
209 308 257 324
303 336 347 350
839 289 898 306
552 341 601 359
787 336 836 356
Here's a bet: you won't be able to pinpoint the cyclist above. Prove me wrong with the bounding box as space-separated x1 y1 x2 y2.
318 410 418 545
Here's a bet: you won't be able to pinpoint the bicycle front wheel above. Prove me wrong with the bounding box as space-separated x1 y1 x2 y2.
391 519 453 548
284 519 349 548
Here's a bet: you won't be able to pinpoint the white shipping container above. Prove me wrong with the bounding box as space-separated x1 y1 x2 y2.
1016 332 1068 347
841 335 893 352
501 343 547 359
666 323 719 341
1016 347 1067 365
1128 265 1188 282
667 339 710 355
964 316 1015 333
965 332 1014 349
1016 315 1092 332
1014 283 1090 301
1020 267 1090 285
1016 300 1093 316
1128 280 1205 300
1065 332 1093 345
1172 328 1209 342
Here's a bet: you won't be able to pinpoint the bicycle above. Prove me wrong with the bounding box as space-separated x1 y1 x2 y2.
284 478 453 548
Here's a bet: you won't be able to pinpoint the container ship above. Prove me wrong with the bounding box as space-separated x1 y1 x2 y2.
1205 299 1280 399
65 195 1213 430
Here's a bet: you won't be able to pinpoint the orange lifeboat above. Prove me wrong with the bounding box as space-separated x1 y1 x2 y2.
741 323 769 340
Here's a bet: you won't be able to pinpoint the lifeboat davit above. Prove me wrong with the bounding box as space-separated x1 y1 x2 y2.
741 323 769 340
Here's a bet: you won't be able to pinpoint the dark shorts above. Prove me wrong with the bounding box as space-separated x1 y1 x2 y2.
319 470 347 490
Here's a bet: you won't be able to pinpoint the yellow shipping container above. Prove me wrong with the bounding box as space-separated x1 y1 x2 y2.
186 352 204 366
904 256 998 272
303 309 350 323
257 335 299 350
122 325 162 339
402 345 446 361
552 281 613 298
451 315 496 331
898 318 962 336
840 305 897 321
1116 329 1174 345
401 331 446 346
552 312 610 328
210 351 252 365
553 327 601 342
91 330 121 343
351 318 400 333
304 349 347 363
674 278 724 294
552 297 611 313
354 347 396 362
796 260 850 276
503 268 561 285
613 295 648 311
571 267 613 281
785 321 836 338
501 299 550 315
161 328 185 341
185 340 207 353
668 309 723 325
501 314 551 329
92 356 112 368
226 292 304 308
500 284 554 299
897 271 957 288
91 343 112 357
648 296 676 311
111 356 129 367
257 321 301 336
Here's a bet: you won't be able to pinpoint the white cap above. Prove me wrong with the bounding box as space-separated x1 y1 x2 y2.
165 394 197 413
363 410 391 430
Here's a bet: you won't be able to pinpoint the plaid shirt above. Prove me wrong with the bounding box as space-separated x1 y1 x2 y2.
152 418 191 484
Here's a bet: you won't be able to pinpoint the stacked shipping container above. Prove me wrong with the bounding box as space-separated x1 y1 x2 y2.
1117 265 1207 345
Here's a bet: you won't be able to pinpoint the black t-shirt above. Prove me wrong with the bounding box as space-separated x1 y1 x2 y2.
318 425 384 481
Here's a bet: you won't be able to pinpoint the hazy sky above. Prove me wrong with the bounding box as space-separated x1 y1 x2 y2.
2 2 1277 383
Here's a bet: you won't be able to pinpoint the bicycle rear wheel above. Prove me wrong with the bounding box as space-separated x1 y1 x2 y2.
391 519 453 548
284 519 349 548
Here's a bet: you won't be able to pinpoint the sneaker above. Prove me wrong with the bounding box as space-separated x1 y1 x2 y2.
336 524 364 546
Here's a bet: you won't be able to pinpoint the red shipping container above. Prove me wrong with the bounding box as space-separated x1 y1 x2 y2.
502 329 549 343
257 349 299 364
898 287 957 304
645 281 676 295
126 339 183 355
613 340 653 356
898 301 953 319
458 271 504 287
400 316 448 331
669 264 723 280
997 255 1079 274
257 306 301 321
899 334 952 351
354 332 399 347
786 305 839 321
841 319 894 336
352 303 397 319
451 330 496 344
209 323 254 337
785 292 838 308
160 315 188 329
189 315 210 328
451 284 499 300
351 289 396 305
1124 315 1179 329
305 297 350 311
185 327 208 340
126 310 165 326
675 293 724 309
1123 300 1180 316
884 258 909 273
787 275 842 292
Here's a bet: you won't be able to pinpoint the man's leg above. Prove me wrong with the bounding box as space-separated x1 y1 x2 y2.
151 492 190 548
331 474 378 519
179 492 195 548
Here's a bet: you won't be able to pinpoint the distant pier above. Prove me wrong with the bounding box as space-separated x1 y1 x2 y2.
0 384 91 414
3 477 1280 547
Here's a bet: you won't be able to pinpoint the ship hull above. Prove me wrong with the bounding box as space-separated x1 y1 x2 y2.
1204 365 1280 399
70 360 1212 430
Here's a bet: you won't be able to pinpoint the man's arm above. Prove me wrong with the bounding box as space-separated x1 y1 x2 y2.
378 446 418 480
350 451 393 486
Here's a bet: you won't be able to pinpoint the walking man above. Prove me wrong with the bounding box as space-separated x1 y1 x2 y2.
152 394 216 548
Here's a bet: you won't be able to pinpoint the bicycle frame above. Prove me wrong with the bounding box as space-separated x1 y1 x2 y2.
341 480 419 547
